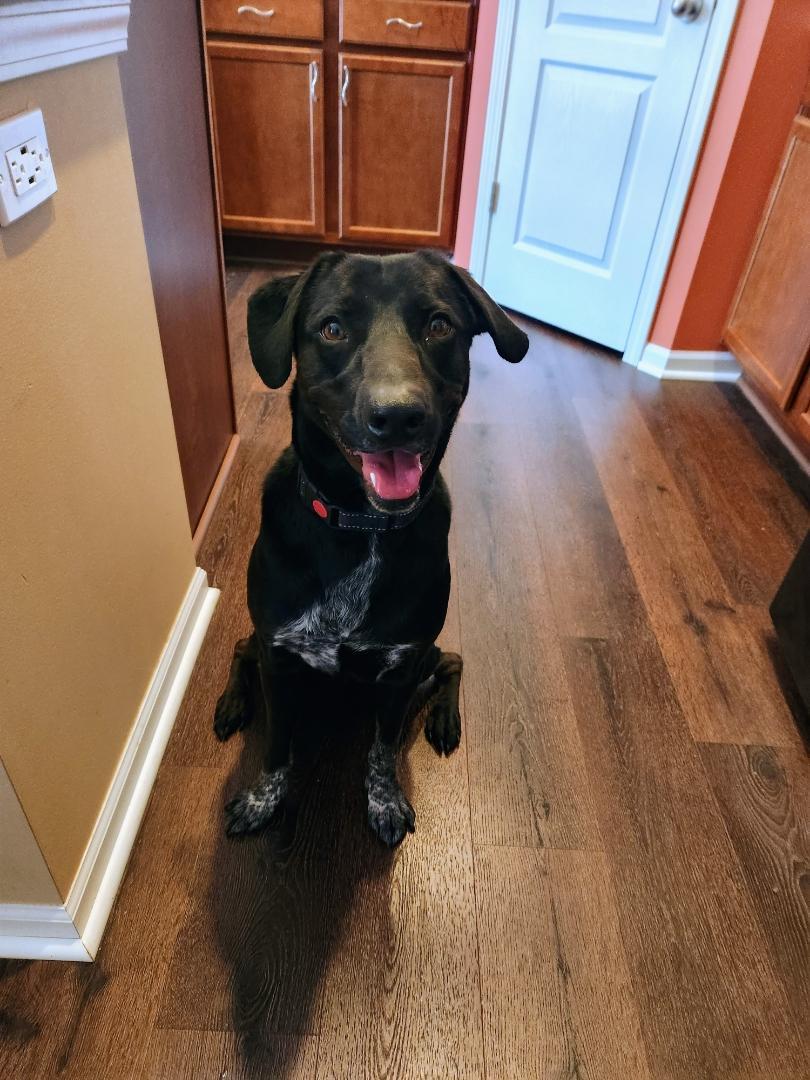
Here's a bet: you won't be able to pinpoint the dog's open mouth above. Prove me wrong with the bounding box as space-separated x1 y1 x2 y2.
358 450 423 504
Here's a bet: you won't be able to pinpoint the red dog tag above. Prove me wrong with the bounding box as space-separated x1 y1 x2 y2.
312 499 328 519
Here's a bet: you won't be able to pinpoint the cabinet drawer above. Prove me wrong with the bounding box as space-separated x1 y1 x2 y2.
340 1 471 53
204 0 323 41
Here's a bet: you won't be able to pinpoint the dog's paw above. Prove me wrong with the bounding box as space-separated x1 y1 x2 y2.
225 768 289 837
367 780 416 847
213 689 251 742
424 696 461 756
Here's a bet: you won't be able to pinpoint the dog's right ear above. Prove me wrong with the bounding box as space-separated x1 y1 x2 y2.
246 272 306 389
247 253 346 388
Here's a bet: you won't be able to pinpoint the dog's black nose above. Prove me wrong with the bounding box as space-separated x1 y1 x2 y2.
367 402 427 442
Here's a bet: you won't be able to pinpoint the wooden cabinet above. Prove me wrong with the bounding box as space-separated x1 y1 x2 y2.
726 116 810 409
788 365 810 448
208 42 325 236
725 114 810 458
202 0 475 252
121 0 236 534
338 53 465 246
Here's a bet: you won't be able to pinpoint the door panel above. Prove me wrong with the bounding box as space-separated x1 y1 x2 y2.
518 64 651 263
208 42 325 236
549 0 662 28
483 0 711 351
338 52 465 247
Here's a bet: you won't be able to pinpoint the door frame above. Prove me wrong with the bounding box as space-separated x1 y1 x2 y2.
467 0 741 366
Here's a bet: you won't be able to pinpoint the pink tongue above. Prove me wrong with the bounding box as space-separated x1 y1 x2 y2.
359 450 423 501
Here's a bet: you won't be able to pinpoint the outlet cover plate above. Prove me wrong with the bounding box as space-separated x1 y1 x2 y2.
0 109 57 226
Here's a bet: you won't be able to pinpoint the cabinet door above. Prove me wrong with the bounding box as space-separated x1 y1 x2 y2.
726 117 810 408
788 364 810 450
208 41 325 236
338 52 465 247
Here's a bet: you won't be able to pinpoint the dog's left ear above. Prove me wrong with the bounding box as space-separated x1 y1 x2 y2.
247 253 344 388
447 263 529 364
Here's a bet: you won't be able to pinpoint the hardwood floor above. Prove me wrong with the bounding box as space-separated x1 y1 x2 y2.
2 265 809 1079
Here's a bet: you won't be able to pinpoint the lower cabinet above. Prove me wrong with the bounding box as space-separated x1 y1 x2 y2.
725 113 810 458
338 52 466 247
208 41 325 236
726 116 810 412
202 1 474 251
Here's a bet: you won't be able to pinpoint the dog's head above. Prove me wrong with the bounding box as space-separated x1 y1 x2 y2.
247 251 528 511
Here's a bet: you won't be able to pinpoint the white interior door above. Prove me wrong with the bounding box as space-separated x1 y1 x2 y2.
482 0 713 351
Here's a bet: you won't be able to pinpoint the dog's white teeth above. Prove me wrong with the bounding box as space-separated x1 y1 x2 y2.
369 471 378 491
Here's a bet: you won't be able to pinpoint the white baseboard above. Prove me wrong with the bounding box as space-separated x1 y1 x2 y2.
638 344 742 382
0 931 91 962
0 567 218 961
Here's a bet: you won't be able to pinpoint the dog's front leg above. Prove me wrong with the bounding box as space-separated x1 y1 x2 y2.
213 634 258 741
224 647 294 838
366 683 417 847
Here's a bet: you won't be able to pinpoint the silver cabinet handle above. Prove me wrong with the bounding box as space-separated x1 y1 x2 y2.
671 0 703 20
385 16 423 30
237 5 275 16
309 60 319 102
341 64 350 107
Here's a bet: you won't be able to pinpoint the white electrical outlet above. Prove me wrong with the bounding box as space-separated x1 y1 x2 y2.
0 109 57 227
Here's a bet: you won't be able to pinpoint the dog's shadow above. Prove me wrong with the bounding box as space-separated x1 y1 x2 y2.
208 680 420 1076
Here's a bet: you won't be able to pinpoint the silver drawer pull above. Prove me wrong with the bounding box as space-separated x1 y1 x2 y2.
385 16 423 30
237 5 275 16
309 60 319 103
341 64 350 107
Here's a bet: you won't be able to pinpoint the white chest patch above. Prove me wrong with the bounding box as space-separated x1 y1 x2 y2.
273 537 417 675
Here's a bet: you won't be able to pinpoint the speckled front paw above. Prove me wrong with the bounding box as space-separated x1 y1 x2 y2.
366 780 415 847
225 768 289 837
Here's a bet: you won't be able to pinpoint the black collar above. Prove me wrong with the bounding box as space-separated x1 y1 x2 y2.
297 463 428 531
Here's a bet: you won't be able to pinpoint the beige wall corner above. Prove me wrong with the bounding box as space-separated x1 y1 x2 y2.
0 764 62 906
0 56 197 900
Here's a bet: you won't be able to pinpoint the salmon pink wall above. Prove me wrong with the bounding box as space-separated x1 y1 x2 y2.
454 0 499 269
651 0 810 352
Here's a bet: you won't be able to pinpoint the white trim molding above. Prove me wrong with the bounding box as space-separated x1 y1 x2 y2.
638 344 741 382
623 0 740 368
468 0 741 369
0 568 219 961
0 1 130 84
467 0 518 281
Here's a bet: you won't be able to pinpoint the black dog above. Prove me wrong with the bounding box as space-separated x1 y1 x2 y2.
214 251 528 846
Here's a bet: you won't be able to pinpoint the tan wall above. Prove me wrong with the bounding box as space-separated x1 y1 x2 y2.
0 57 196 901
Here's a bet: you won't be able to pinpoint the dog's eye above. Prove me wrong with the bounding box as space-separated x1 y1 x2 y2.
320 318 346 342
427 314 452 340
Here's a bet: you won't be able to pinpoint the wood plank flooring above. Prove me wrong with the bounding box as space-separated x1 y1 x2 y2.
2 263 808 1079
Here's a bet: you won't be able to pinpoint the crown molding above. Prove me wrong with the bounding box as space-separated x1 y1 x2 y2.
0 1 130 84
